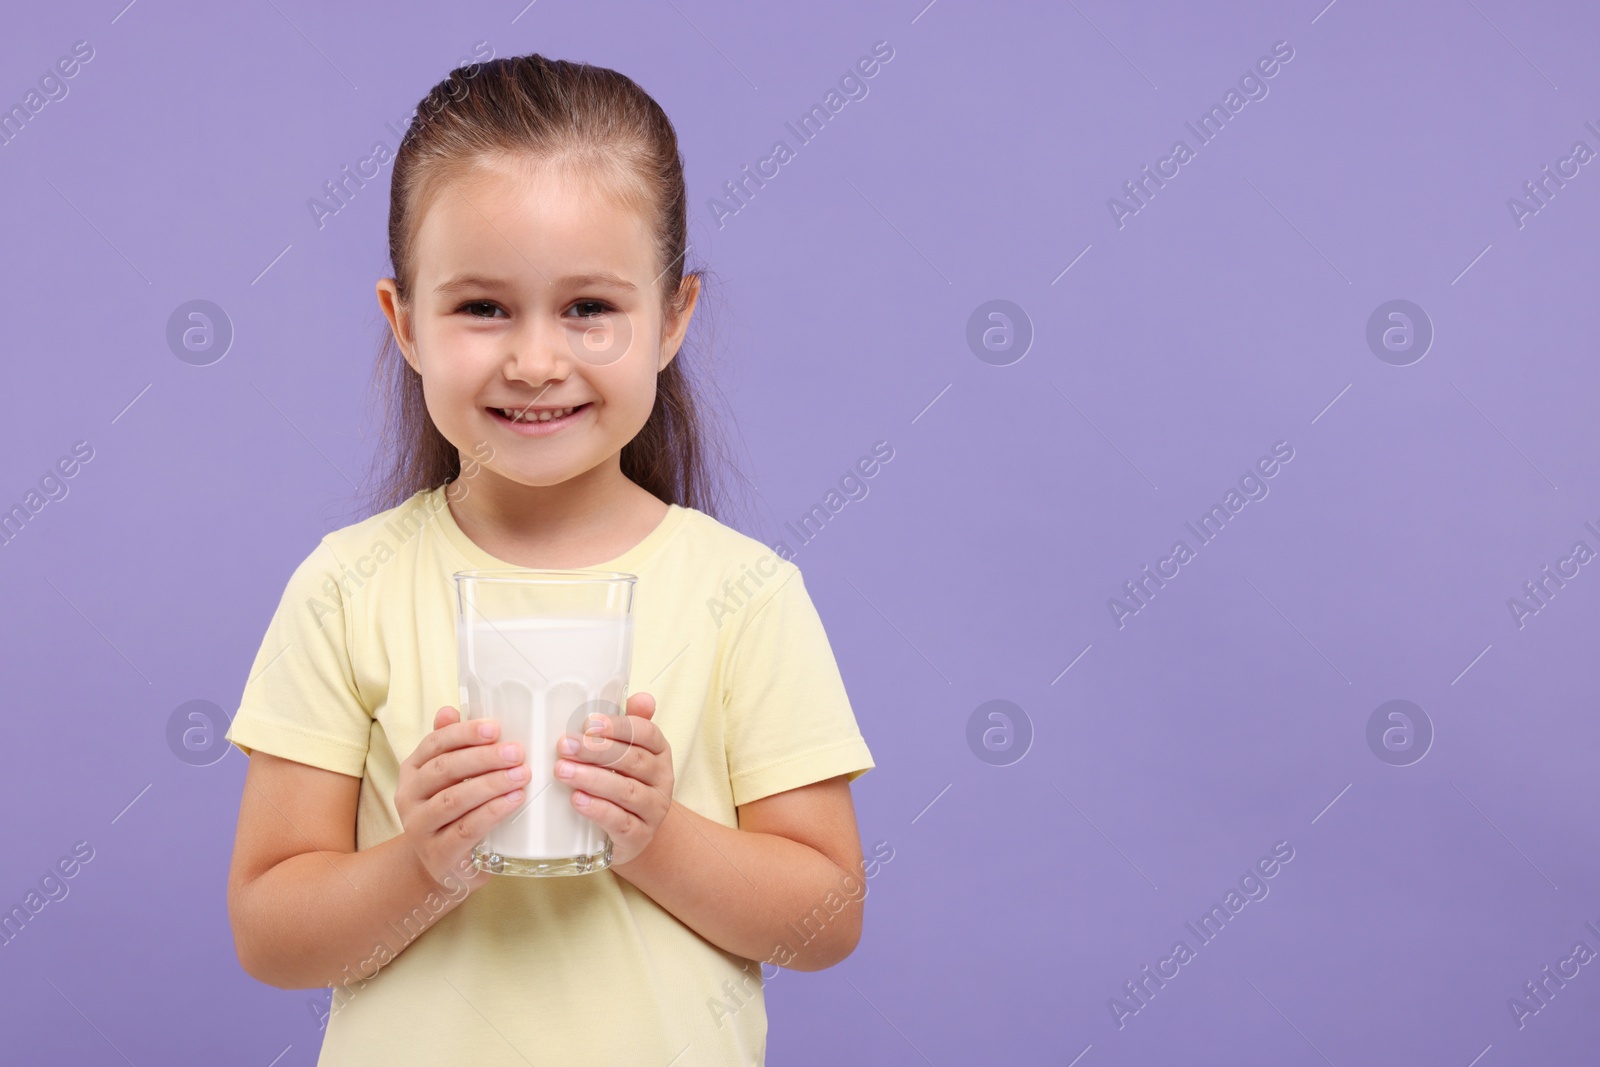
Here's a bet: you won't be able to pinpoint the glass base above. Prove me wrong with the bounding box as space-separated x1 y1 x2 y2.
472 838 613 877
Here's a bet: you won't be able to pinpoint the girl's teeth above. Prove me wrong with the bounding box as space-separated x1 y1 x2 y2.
500 406 576 423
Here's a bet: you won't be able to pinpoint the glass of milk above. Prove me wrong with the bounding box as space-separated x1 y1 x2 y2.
452 569 637 877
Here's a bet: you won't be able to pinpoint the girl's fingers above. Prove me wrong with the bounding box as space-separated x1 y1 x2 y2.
568 784 647 838
427 737 524 795
571 693 661 756
565 733 662 788
419 764 530 836
578 712 665 758
439 784 530 847
408 711 500 773
558 761 663 822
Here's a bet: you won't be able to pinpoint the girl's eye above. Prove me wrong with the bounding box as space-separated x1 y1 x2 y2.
568 299 614 319
460 301 506 319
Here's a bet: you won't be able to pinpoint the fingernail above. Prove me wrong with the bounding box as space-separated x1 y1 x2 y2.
500 743 520 761
556 760 574 779
479 722 497 739
585 716 606 735
508 764 529 782
558 737 578 755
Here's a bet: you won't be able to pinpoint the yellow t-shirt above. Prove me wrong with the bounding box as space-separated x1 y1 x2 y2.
225 485 875 1067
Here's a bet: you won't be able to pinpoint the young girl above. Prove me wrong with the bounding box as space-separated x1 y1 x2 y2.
224 53 876 1066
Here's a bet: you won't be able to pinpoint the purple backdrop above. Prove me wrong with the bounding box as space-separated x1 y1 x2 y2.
2 1 1597 1063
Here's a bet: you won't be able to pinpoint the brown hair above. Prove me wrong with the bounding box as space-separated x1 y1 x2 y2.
357 53 748 527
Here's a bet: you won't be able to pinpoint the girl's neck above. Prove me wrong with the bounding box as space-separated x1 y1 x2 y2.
445 457 668 570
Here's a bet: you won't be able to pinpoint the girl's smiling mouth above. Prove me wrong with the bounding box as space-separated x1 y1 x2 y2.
488 402 592 435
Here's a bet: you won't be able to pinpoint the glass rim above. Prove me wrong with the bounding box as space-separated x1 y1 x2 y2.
452 568 638 585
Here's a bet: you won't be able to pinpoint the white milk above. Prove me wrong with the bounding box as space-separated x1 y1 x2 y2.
459 616 632 863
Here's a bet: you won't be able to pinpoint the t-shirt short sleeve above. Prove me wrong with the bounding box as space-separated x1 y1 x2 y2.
722 563 875 807
224 539 372 777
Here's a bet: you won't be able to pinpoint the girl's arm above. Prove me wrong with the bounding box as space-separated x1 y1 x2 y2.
613 774 867 971
227 751 460 989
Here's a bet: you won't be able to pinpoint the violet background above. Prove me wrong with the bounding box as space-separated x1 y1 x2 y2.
2 1 1597 1064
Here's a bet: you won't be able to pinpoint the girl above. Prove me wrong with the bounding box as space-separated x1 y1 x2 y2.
224 54 876 1066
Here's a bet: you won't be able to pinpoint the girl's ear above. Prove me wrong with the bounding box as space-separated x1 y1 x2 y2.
658 273 701 372
376 278 421 374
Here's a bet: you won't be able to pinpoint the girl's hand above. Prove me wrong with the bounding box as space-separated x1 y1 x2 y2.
396 705 529 893
556 691 674 868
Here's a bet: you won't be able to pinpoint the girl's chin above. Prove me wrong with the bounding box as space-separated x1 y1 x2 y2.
471 461 600 491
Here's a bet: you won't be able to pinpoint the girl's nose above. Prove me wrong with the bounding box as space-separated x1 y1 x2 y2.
501 325 569 385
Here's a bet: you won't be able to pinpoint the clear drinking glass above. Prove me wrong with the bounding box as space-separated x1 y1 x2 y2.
452 569 637 877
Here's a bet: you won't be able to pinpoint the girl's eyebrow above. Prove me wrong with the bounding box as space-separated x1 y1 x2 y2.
434 271 637 294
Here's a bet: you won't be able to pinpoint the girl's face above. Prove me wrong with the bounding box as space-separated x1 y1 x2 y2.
380 156 694 496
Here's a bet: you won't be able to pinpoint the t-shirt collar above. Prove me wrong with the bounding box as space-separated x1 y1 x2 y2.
428 485 686 575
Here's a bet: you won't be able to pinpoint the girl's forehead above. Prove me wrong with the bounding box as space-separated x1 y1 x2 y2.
430 157 639 223
409 150 665 286
458 152 643 211
414 163 657 284
426 180 631 229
